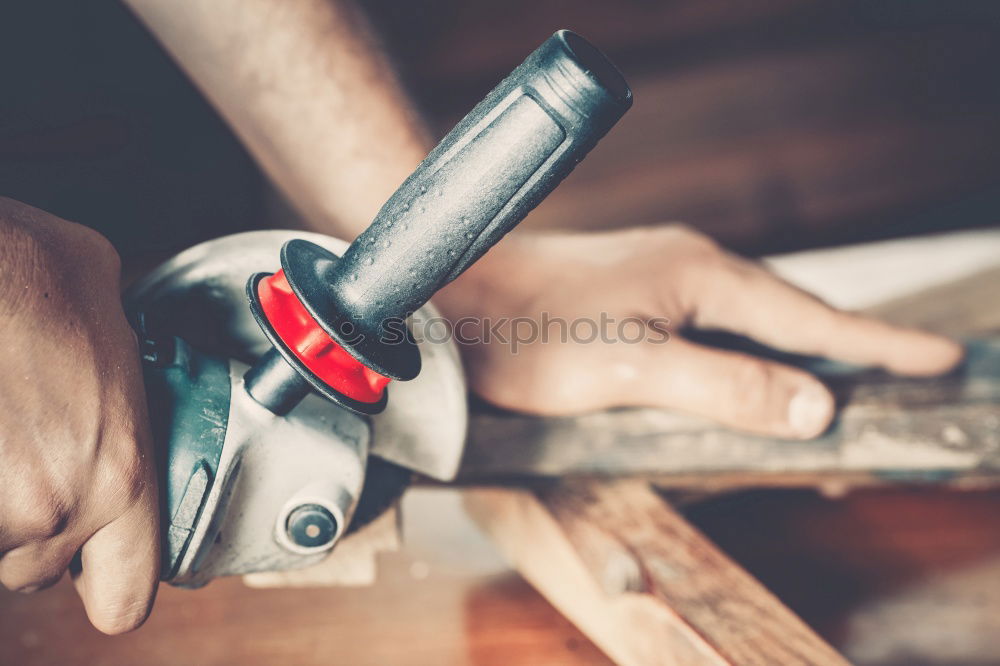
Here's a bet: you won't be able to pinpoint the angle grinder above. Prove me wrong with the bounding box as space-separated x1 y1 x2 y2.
124 30 632 587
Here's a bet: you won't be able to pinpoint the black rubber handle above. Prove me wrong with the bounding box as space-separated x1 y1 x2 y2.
270 30 632 386
328 31 631 331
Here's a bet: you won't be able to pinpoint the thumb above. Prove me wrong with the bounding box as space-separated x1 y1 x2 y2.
71 482 160 635
482 336 836 439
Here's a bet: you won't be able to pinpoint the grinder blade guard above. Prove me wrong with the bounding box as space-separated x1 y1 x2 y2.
126 30 632 586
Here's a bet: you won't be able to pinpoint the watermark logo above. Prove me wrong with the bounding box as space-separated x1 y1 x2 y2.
375 313 670 353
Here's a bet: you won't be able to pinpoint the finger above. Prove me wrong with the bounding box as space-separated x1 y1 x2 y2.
495 336 836 438
592 338 836 438
0 481 73 557
690 256 964 376
0 538 77 593
71 488 160 635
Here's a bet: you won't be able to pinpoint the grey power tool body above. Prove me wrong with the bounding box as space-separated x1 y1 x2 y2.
124 31 632 587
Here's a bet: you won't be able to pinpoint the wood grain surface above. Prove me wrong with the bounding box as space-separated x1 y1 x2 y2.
466 482 849 666
461 329 1000 486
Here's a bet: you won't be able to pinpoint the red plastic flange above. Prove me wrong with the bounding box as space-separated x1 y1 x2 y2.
257 270 391 404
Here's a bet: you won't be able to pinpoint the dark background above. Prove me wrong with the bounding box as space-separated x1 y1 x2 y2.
3 0 1000 260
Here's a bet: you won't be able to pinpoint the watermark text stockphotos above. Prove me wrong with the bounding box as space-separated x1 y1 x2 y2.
372 313 671 353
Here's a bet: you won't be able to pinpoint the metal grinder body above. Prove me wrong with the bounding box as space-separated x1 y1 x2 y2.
125 31 632 586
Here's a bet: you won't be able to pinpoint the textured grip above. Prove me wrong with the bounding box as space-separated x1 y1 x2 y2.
328 30 632 326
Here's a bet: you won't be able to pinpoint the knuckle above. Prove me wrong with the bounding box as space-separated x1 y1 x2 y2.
75 223 119 263
0 549 70 593
11 571 62 594
726 254 763 281
674 232 727 308
53 222 121 279
29 506 68 540
673 225 721 258
95 236 122 274
17 484 70 540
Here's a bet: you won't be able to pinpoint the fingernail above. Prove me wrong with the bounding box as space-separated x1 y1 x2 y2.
787 383 834 438
17 585 39 594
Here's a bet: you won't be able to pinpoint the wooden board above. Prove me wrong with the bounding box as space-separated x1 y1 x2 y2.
460 337 1000 486
866 265 1000 339
466 481 848 665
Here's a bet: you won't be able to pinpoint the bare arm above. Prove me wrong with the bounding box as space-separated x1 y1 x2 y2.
122 0 432 237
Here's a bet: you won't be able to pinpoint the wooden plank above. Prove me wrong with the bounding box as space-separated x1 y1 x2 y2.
460 337 1000 484
763 229 1000 313
465 480 849 665
865 265 1000 338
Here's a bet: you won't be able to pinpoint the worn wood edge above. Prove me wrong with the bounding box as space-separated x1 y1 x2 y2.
646 470 1000 496
460 332 1000 484
465 481 848 666
435 471 1000 495
861 264 1000 336
464 485 726 666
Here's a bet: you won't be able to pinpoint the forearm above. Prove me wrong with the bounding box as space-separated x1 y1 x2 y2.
122 0 432 238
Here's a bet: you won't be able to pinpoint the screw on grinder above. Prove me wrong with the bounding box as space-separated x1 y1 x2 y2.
243 29 633 416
